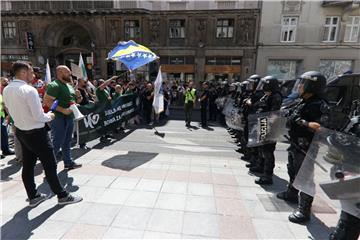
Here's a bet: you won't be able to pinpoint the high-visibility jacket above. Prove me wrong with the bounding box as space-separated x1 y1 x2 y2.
185 88 196 104
0 94 5 118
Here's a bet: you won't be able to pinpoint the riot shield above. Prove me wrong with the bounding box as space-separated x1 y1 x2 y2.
247 110 288 147
293 127 360 218
215 97 227 110
222 98 234 116
225 106 244 130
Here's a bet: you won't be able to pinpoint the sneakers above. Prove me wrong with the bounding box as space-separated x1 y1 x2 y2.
58 194 83 205
64 163 82 170
29 193 49 207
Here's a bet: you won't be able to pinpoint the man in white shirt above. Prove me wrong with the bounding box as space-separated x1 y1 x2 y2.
3 61 82 207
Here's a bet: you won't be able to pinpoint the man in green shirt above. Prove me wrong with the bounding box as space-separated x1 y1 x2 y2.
95 76 118 104
44 65 81 170
95 76 117 142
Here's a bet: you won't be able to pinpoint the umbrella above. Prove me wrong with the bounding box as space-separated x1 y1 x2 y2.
107 40 158 71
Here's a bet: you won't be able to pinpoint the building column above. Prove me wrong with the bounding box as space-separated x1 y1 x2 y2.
99 49 107 77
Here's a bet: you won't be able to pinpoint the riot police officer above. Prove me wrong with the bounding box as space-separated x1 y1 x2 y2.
277 71 327 223
241 75 262 163
251 76 283 185
329 102 360 240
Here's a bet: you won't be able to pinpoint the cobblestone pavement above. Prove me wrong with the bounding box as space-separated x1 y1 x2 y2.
1 120 338 239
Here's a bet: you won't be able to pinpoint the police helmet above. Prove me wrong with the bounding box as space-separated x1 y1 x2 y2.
247 74 261 91
299 71 326 95
257 76 280 92
240 80 250 92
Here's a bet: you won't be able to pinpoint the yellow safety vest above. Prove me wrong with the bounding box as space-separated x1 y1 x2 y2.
0 94 5 118
185 88 196 104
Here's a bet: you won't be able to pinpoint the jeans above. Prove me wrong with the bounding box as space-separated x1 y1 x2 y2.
15 127 68 199
1 117 10 152
51 117 74 166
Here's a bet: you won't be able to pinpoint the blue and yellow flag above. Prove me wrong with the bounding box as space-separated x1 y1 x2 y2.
107 40 158 71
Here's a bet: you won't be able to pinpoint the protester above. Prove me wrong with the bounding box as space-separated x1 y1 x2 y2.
44 65 82 170
31 67 46 101
160 82 170 120
96 77 117 104
1 77 9 94
143 83 154 124
95 76 118 141
3 61 82 206
77 78 94 105
0 93 14 158
112 85 123 99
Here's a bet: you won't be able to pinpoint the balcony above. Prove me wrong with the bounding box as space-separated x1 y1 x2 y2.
5 0 114 12
216 1 236 9
168 1 187 11
321 1 354 7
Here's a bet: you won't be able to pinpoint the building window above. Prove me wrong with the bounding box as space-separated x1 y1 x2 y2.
323 16 339 42
267 60 301 80
2 21 16 39
216 19 234 38
124 20 140 39
280 17 298 42
344 16 360 42
319 60 352 79
169 20 185 39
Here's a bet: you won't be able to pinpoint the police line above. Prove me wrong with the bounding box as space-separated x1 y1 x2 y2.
76 94 138 144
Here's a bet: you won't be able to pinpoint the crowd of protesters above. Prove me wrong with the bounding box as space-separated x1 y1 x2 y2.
0 62 174 160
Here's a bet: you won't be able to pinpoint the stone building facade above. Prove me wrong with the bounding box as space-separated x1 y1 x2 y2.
1 0 260 83
256 0 360 80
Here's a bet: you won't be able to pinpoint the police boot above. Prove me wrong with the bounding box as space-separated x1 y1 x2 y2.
249 166 263 174
276 185 298 204
329 220 348 240
329 212 360 240
255 175 273 185
245 162 253 168
288 192 313 223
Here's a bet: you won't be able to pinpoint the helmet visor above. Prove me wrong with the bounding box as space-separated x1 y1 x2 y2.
256 81 264 91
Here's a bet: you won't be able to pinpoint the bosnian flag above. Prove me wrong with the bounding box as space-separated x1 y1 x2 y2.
79 53 88 80
44 59 51 84
153 67 164 114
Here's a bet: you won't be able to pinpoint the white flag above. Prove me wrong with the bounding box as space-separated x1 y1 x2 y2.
153 67 164 114
79 53 88 80
44 59 51 84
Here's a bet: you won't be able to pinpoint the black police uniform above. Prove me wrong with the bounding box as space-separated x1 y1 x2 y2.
277 71 327 223
208 87 218 121
244 90 264 165
252 76 283 185
330 115 360 240
200 88 209 127
241 76 262 163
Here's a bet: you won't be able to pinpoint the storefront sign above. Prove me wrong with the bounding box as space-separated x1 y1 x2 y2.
1 55 29 61
205 65 241 74
161 64 194 73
